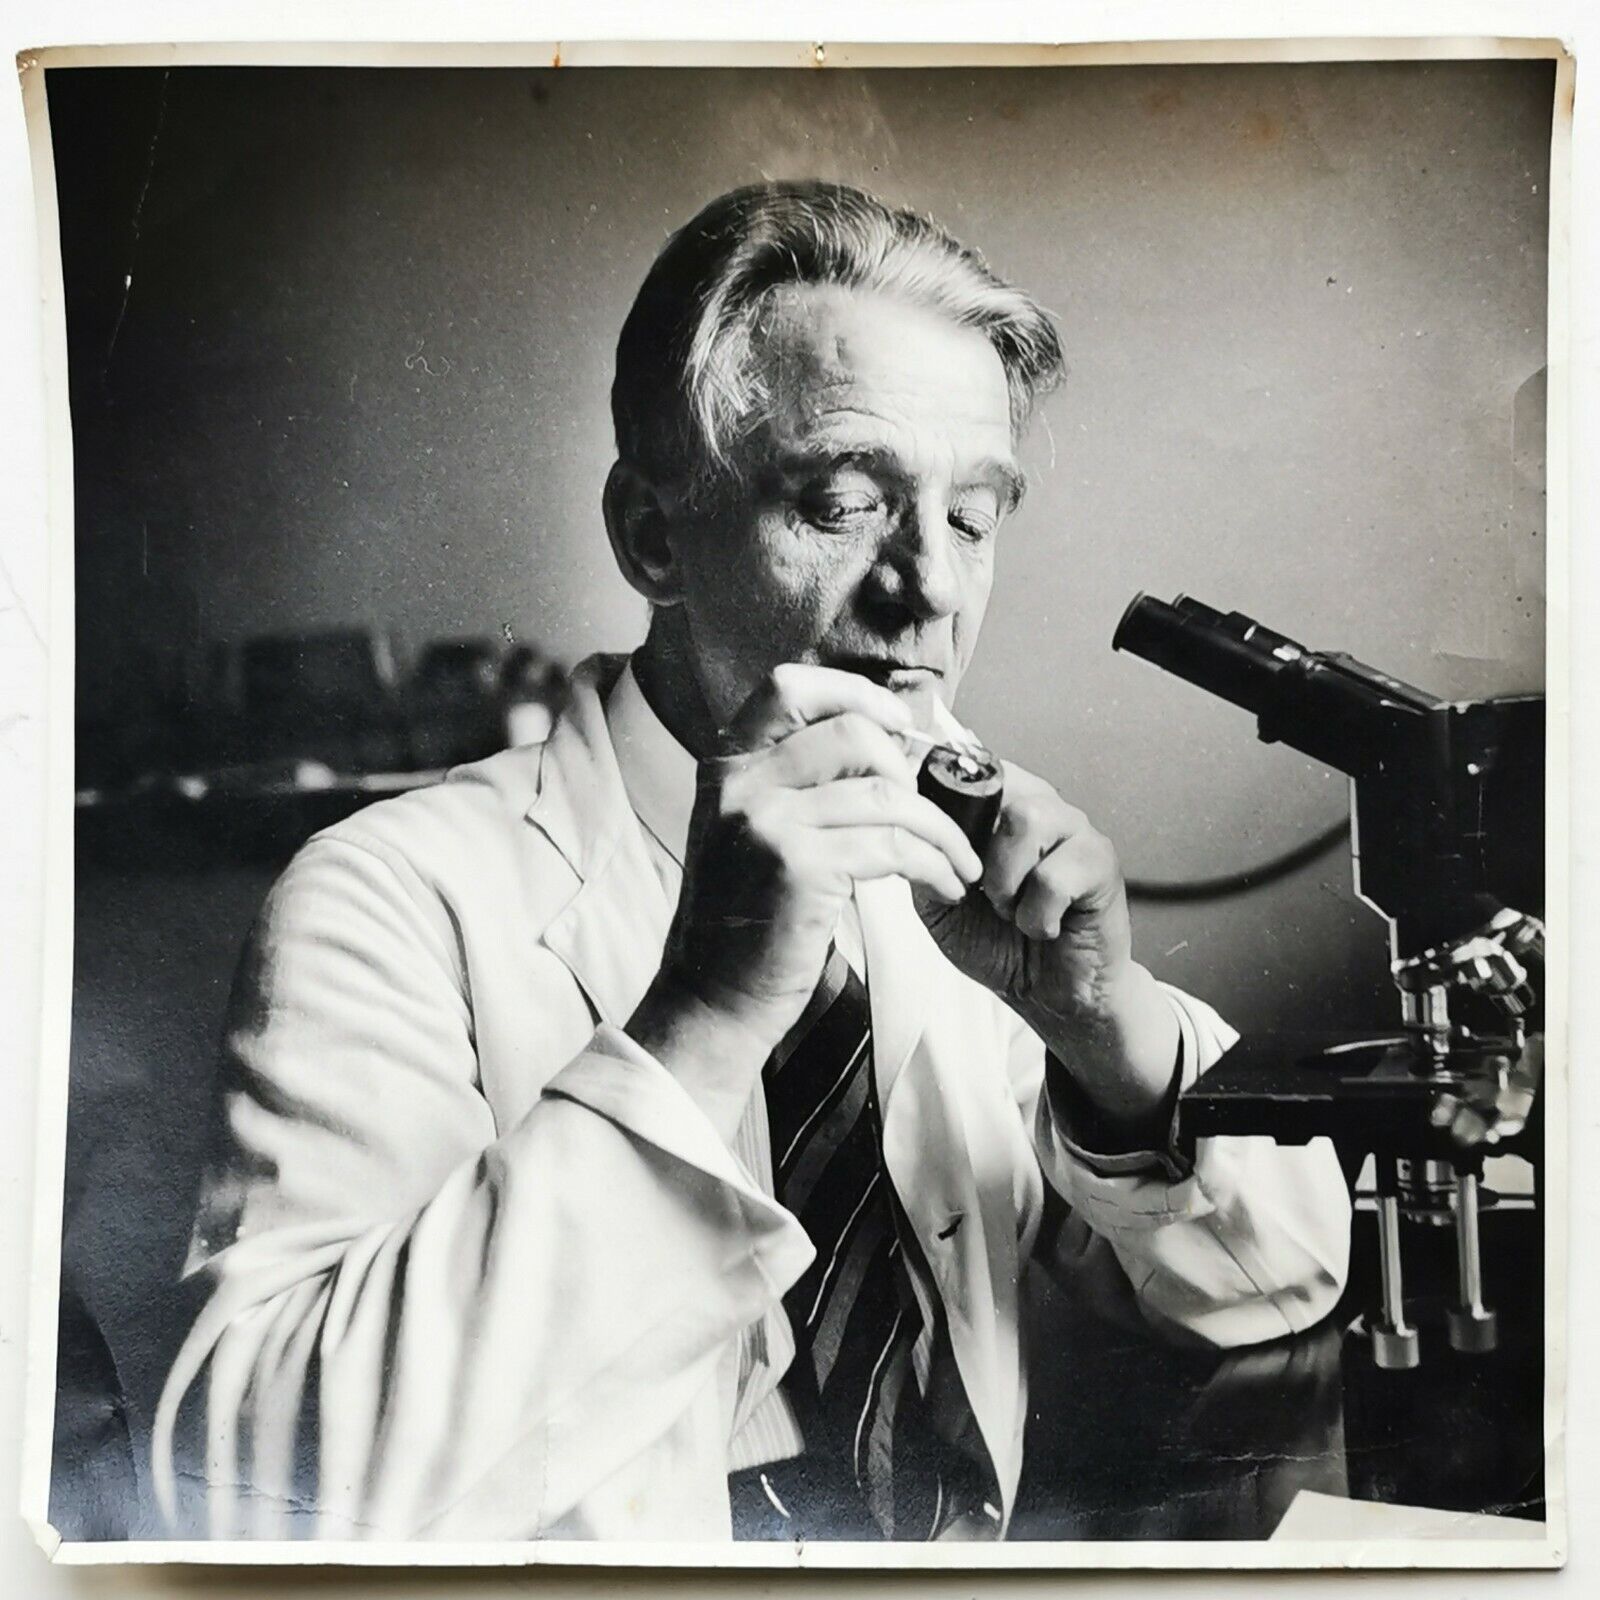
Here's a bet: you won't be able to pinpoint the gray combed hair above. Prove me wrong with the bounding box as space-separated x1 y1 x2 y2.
611 180 1065 495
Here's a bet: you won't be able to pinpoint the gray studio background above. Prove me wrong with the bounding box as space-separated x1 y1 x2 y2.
52 59 1551 1526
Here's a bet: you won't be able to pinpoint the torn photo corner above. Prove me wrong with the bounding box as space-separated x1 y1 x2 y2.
15 29 1569 1572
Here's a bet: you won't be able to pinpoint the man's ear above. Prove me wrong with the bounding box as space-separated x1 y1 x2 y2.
603 460 685 605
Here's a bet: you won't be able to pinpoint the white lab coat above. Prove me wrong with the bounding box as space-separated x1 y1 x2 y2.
151 654 1351 1542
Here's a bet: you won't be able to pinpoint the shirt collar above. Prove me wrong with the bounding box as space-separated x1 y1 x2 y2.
606 654 699 865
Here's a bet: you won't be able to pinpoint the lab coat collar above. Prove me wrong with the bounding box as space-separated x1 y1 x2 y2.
607 655 697 866
524 654 677 1026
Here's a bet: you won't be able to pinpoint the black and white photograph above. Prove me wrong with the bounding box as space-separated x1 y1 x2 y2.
21 39 1563 1563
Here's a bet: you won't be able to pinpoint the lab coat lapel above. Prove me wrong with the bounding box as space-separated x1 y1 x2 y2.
854 876 930 1105
856 877 1025 1519
524 659 675 1026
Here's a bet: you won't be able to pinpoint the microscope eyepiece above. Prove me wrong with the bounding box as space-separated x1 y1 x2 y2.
1112 592 1309 720
1112 589 1542 958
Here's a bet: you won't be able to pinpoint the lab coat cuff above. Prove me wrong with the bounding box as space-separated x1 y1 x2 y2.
1044 993 1198 1184
1042 995 1227 1232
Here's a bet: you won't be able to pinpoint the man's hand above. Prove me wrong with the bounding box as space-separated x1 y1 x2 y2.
914 759 1180 1134
627 665 982 1140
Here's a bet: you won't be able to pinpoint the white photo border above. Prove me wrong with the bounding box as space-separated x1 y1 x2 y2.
12 22 1575 1573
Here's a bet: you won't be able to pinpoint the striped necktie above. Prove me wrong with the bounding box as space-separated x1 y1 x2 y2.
764 945 970 1539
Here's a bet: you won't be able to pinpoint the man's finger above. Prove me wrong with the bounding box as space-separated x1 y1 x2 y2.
720 662 916 753
791 778 984 883
1011 836 1118 941
981 792 1090 917
823 825 969 904
748 713 918 793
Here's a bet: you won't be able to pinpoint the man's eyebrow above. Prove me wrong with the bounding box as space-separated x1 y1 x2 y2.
773 446 908 484
964 457 1028 513
773 447 1027 509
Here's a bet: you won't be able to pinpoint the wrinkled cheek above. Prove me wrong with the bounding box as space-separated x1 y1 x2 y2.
753 538 849 643
697 540 834 663
950 582 993 685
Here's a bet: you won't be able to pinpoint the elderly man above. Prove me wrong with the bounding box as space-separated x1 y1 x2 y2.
153 181 1351 1544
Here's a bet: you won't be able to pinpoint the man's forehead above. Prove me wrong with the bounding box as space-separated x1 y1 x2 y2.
752 284 1014 444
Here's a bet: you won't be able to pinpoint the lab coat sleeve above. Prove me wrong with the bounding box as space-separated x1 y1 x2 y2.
1011 985 1352 1349
151 834 813 1541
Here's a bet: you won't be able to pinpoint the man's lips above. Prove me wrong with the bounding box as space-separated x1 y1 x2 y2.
823 654 945 687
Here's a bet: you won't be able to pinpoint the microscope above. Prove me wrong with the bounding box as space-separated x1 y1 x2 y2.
1113 594 1546 1370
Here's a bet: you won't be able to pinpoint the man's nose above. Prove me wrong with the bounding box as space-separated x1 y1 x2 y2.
875 495 961 622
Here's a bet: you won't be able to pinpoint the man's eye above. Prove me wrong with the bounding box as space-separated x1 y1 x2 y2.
803 492 885 530
949 504 1000 542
